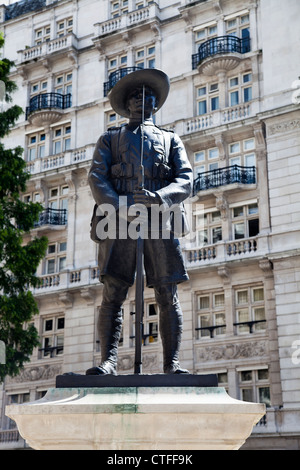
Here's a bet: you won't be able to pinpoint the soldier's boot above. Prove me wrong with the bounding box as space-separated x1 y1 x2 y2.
86 306 123 376
86 275 128 376
155 284 190 375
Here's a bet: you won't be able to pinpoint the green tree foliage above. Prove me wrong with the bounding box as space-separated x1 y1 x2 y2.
0 34 48 382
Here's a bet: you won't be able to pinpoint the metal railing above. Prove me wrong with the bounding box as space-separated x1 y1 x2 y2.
38 345 64 359
34 208 67 227
26 92 72 119
193 165 256 195
195 319 266 338
233 319 267 334
192 35 251 69
103 66 144 97
195 324 226 339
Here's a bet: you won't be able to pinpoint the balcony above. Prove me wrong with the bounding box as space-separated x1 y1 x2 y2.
26 92 72 126
166 100 259 137
34 208 67 228
103 66 144 97
185 234 270 269
192 35 250 75
26 144 95 175
17 33 78 65
33 266 100 294
193 165 256 197
94 3 161 39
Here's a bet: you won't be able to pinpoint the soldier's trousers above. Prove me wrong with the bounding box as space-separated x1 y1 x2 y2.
98 275 183 372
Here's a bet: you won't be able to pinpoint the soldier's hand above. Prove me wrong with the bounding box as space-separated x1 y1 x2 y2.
133 189 160 207
118 196 148 225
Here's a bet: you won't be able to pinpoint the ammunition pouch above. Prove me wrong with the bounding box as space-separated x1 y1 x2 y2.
111 162 134 178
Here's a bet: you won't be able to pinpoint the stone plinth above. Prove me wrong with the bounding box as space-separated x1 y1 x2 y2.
6 379 265 450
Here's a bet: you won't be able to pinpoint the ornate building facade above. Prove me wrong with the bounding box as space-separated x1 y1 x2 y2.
0 0 299 449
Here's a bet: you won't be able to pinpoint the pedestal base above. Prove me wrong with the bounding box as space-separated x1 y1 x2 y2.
6 383 265 450
56 372 218 388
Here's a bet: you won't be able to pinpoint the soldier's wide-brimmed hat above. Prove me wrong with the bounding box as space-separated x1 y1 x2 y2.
108 68 170 118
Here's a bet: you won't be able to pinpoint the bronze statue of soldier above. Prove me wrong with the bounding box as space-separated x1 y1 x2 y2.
87 69 193 376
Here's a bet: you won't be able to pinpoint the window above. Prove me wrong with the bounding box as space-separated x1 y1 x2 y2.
49 185 68 210
23 192 41 203
9 393 30 405
239 368 271 407
194 147 219 179
40 315 65 358
130 302 159 347
235 286 266 334
36 390 48 400
229 138 256 168
34 25 51 45
56 17 73 37
195 22 218 50
228 72 253 106
136 0 154 9
52 124 71 154
196 292 225 339
106 110 127 129
197 87 207 115
55 72 72 96
28 80 50 118
27 132 46 161
243 73 253 102
8 393 30 428
44 241 67 275
107 54 128 79
196 210 222 247
46 185 68 227
135 45 155 69
110 0 128 17
232 202 259 239
31 80 48 97
217 371 228 391
144 303 159 345
197 83 219 115
225 12 250 53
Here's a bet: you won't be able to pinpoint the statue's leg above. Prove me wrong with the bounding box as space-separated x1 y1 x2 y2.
86 275 129 376
154 283 189 374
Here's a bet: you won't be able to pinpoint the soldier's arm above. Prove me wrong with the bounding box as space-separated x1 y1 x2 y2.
156 132 193 209
88 132 121 210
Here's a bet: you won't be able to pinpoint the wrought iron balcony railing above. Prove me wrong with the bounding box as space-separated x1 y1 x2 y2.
103 66 144 97
193 165 256 195
192 35 251 69
34 208 67 228
25 93 72 119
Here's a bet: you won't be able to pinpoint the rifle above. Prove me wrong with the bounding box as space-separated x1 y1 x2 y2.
134 85 145 374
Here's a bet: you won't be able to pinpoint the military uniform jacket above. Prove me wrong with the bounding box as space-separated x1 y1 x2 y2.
88 120 193 287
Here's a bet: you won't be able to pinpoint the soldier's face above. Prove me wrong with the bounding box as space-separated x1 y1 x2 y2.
126 86 158 118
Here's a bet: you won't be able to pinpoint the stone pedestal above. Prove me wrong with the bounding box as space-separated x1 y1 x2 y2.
6 377 265 450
